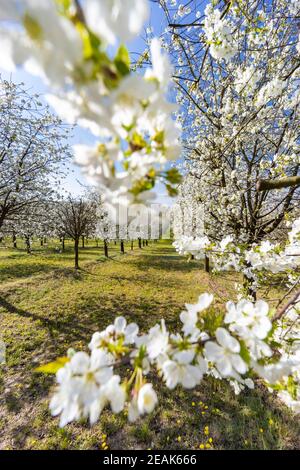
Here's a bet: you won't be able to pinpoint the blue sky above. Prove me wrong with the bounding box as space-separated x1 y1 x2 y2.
0 2 173 202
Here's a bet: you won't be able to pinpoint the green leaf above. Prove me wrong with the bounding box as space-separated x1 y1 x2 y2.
287 376 298 400
165 168 182 184
153 130 165 145
22 14 43 41
130 132 147 150
55 0 72 14
239 340 251 365
114 44 131 77
130 174 156 195
35 357 69 374
165 184 178 197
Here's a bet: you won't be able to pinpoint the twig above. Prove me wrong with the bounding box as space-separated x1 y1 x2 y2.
272 288 300 322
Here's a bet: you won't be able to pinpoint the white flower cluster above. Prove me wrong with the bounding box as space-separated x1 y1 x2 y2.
245 219 300 274
83 0 149 46
256 77 286 106
72 37 181 205
173 218 300 283
172 235 210 259
203 4 237 61
234 65 261 96
47 294 300 427
0 0 148 85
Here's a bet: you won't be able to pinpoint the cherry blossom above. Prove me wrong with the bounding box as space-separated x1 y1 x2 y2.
204 328 248 378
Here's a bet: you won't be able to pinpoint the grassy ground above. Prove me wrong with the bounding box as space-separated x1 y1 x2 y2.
0 239 299 450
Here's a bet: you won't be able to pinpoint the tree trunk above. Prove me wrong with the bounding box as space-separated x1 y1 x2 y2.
12 232 17 248
243 274 257 301
40 238 43 246
104 240 109 258
131 240 134 250
120 240 125 254
145 240 148 246
138 238 142 249
61 237 65 251
82 236 85 248
205 254 210 273
25 236 31 254
96 239 99 247
74 238 79 269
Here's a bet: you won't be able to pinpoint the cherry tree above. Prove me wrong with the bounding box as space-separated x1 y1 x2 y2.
55 194 99 269
157 0 300 292
1 196 58 252
0 79 71 231
161 0 299 246
16 203 51 253
94 199 117 258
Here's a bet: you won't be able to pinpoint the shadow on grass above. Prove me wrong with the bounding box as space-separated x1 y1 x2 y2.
0 247 124 283
0 296 92 342
0 262 62 283
125 254 205 273
145 378 300 450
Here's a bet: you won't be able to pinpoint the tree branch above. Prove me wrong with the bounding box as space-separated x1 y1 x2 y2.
257 176 300 191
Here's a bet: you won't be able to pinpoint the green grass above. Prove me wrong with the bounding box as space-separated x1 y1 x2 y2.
0 239 299 450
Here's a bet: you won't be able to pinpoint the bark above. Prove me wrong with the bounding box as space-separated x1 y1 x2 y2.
120 240 125 254
272 288 300 322
104 240 109 258
12 232 17 248
205 254 210 273
243 273 257 301
74 238 79 269
25 236 31 254
257 176 300 191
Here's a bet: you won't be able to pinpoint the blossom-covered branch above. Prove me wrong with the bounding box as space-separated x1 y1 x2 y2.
173 218 300 294
37 291 300 427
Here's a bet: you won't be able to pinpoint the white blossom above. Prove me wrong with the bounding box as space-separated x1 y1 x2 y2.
83 0 149 45
50 350 115 426
162 349 203 389
89 316 139 351
204 328 248 378
180 293 213 337
137 383 158 415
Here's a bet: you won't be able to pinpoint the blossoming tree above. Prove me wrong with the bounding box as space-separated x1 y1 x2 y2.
161 0 300 293
0 79 71 231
